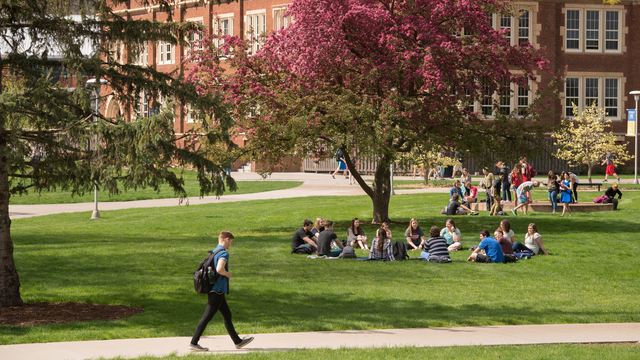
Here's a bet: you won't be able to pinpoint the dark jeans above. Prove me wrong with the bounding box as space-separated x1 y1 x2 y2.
572 183 579 202
512 241 532 253
604 197 619 210
502 181 512 201
191 292 241 346
485 190 493 210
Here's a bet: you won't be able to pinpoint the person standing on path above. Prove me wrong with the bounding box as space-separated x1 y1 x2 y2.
482 168 495 211
601 150 621 183
190 231 254 352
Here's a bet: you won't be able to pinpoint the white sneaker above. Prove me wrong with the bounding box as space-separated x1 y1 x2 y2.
189 343 208 352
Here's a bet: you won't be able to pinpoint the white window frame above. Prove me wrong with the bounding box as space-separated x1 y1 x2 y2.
214 13 234 48
137 91 149 118
133 41 148 66
487 6 533 46
186 103 195 123
185 18 204 55
273 5 292 31
563 73 623 120
246 10 266 55
471 78 534 119
563 6 623 54
157 40 174 65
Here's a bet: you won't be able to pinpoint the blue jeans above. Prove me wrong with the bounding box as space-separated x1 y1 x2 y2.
512 241 531 253
420 251 430 260
320 250 342 257
502 181 512 201
548 190 558 212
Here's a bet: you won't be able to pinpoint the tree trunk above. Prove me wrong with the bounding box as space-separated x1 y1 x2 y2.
587 164 593 184
0 143 23 307
343 151 392 224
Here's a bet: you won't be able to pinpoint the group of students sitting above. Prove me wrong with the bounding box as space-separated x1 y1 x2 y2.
291 217 548 263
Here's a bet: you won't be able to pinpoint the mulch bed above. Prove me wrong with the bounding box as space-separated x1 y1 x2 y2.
0 302 145 326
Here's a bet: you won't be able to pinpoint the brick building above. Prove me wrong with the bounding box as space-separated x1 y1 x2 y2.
104 0 640 173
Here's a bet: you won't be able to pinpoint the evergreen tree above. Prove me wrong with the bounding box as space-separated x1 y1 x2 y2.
0 0 235 307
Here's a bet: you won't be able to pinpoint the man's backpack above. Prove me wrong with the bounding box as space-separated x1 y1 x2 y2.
504 254 518 263
392 241 409 261
335 149 343 162
193 249 224 294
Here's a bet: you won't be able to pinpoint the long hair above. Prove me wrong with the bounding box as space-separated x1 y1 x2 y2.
314 217 324 232
500 219 511 233
528 223 538 234
350 218 360 235
406 218 419 235
376 228 387 253
446 218 456 230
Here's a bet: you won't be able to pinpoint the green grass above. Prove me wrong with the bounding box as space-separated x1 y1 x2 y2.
2 192 640 345
9 173 302 204
99 343 640 360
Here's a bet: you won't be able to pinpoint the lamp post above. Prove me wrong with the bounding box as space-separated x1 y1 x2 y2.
145 92 152 118
630 91 640 184
86 78 108 219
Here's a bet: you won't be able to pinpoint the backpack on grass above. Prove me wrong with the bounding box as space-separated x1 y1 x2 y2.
193 249 224 294
292 244 315 255
392 241 409 261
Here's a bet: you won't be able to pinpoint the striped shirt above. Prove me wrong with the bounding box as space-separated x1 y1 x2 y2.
423 236 450 258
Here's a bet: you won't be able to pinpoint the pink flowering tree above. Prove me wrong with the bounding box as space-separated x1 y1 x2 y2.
187 0 558 223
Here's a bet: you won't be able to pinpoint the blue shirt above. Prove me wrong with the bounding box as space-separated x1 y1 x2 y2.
210 245 230 294
478 237 505 263
449 186 463 199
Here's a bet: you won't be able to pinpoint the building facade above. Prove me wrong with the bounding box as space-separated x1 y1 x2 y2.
105 0 640 173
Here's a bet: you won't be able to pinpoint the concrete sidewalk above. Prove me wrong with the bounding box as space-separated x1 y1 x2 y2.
8 172 451 220
2 323 639 360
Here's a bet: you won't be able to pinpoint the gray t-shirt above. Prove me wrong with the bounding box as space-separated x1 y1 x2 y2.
606 153 613 165
317 230 338 256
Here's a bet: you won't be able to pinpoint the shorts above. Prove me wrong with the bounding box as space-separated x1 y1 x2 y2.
338 161 347 170
475 253 493 263
606 164 615 175
517 189 528 204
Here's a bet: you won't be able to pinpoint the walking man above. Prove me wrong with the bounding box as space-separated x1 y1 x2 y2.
601 150 621 182
190 231 254 351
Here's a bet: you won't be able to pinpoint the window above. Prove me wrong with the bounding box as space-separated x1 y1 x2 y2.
109 40 123 64
486 9 531 46
273 7 292 30
246 11 266 54
138 91 149 118
157 40 174 65
565 8 622 53
186 103 196 123
214 15 234 47
133 41 148 66
186 19 204 54
470 79 532 118
564 76 621 118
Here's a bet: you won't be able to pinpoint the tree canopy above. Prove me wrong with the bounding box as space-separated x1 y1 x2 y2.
0 0 235 307
188 0 559 222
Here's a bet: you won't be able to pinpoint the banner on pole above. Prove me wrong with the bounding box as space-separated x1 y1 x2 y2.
628 109 636 137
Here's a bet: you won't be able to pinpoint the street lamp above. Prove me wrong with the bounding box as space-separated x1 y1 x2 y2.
145 92 152 118
86 78 108 219
630 90 640 184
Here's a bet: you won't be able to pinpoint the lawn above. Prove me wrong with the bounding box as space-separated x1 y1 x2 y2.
9 169 302 205
2 191 639 345
100 343 640 360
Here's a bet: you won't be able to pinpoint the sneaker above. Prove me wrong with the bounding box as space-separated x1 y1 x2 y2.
603 179 607 182
331 174 335 179
235 337 254 349
189 343 208 352
511 209 517 216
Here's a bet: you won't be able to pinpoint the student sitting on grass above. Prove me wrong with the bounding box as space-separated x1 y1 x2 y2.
449 180 464 200
317 221 344 257
381 222 392 239
467 229 505 263
347 217 369 250
445 194 477 215
494 229 513 255
512 223 549 255
420 226 450 261
405 218 426 251
311 217 324 237
511 180 540 216
291 219 318 254
441 218 462 251
369 228 395 261
463 181 478 204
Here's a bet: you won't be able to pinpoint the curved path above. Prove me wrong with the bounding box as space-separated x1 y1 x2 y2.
8 172 450 219
4 172 639 359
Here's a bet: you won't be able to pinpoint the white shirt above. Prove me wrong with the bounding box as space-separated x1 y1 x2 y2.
518 181 534 192
570 174 579 183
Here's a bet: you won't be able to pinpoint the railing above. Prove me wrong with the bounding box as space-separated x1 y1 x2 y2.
303 139 581 175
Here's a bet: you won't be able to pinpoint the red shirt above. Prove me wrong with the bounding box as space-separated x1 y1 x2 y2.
511 173 524 188
496 236 513 254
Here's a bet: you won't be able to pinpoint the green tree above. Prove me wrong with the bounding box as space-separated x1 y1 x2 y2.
0 0 235 307
553 105 632 183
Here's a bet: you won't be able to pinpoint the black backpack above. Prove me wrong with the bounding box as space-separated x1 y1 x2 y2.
392 241 409 261
193 249 224 294
335 149 343 162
